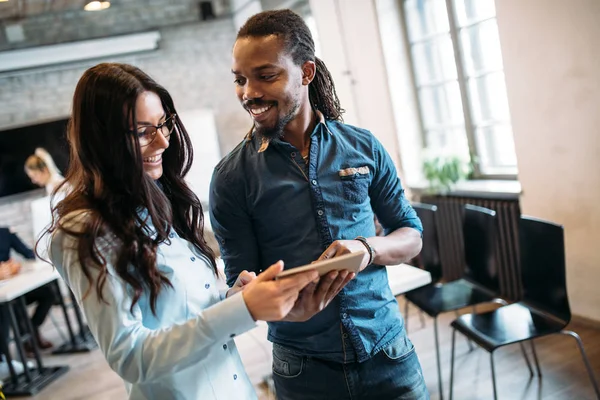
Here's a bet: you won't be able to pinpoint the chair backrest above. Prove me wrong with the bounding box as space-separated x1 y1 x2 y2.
412 202 443 281
519 216 571 323
463 204 500 293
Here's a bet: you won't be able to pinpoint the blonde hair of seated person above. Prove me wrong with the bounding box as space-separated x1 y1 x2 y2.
24 148 64 195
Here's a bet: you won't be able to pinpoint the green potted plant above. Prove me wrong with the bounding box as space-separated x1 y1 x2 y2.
422 154 474 194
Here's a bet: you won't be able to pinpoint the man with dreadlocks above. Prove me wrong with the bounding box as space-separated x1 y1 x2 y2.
210 9 428 399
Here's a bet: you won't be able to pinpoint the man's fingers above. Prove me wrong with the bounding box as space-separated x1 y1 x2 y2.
317 242 339 261
301 280 319 297
327 271 353 298
313 271 339 298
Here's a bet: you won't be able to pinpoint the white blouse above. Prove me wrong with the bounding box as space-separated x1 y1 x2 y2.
50 212 258 400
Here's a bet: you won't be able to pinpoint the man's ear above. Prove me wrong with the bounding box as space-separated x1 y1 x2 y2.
301 61 316 86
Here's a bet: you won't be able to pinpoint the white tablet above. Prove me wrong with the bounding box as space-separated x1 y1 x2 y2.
277 252 364 279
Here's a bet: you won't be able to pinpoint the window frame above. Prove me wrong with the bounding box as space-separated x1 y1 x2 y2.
400 0 517 179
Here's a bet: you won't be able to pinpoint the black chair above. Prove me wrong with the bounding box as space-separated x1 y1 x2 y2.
449 216 600 400
405 204 503 399
404 203 442 332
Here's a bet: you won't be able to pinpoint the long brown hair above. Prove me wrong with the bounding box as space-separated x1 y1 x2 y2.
237 9 344 121
44 63 216 315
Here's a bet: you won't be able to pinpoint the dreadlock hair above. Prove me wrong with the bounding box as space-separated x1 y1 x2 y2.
237 9 344 121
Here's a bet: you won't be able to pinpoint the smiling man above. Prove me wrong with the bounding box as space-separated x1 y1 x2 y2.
210 9 428 400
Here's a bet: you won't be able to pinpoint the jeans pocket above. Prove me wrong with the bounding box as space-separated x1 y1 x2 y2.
272 345 304 378
382 334 415 362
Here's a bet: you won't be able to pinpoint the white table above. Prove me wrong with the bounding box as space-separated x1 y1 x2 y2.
0 262 60 303
235 263 432 386
0 261 69 396
386 263 432 296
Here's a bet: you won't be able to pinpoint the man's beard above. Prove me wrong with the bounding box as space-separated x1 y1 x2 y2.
253 99 300 143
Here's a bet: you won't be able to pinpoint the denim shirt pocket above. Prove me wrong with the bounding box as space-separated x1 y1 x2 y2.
339 166 370 204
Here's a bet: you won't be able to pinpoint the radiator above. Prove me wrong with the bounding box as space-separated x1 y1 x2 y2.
420 195 522 301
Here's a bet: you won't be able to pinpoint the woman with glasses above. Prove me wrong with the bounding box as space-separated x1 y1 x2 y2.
44 63 318 400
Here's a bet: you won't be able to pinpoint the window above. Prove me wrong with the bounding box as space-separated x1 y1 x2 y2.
404 0 517 177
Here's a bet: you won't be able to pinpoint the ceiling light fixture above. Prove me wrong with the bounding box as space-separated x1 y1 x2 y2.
84 1 111 11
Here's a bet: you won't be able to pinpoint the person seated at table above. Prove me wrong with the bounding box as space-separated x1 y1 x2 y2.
0 262 35 379
0 227 56 352
24 148 65 196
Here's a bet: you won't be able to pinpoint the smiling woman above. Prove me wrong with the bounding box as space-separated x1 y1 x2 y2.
42 62 319 400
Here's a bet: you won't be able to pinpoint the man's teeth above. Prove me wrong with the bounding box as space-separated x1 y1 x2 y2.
250 105 272 116
144 155 161 163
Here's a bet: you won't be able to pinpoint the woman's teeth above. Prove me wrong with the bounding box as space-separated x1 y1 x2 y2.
144 155 161 163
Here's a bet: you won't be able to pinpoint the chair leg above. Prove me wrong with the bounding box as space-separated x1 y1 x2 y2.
50 313 69 342
404 298 409 334
530 340 542 377
434 317 444 400
454 310 474 351
560 330 600 398
519 342 534 377
490 352 499 400
449 328 457 400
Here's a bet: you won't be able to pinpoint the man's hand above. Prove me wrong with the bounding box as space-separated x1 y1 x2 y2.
242 261 319 321
318 240 371 271
226 270 257 298
283 269 355 322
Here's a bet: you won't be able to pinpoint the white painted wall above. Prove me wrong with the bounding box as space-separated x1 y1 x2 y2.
179 109 222 205
375 0 424 184
495 0 600 320
308 0 405 174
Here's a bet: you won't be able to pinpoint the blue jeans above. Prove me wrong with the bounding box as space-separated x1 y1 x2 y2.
272 334 429 400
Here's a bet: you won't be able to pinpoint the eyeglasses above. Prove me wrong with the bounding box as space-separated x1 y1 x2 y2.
133 114 176 147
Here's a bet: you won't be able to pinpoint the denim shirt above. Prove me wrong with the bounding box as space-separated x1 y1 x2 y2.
210 113 422 363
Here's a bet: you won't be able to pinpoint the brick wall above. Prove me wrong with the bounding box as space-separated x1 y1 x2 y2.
0 13 252 248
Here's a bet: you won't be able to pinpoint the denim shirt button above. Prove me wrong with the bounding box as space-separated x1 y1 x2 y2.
342 313 348 319
317 210 324 216
311 179 317 185
342 333 348 339
291 152 296 157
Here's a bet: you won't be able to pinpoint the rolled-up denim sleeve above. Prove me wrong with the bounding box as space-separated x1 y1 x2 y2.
369 138 422 235
209 168 261 287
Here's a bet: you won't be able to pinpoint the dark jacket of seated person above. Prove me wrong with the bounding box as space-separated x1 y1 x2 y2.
0 227 35 263
0 227 56 351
